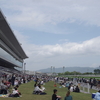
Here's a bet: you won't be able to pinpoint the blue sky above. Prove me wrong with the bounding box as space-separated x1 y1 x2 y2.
0 0 100 71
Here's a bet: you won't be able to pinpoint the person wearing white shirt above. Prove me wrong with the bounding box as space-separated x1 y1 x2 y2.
94 90 100 100
9 87 19 97
34 85 43 92
70 86 74 92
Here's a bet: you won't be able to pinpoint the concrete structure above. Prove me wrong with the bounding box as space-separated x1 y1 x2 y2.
25 70 35 75
0 10 28 72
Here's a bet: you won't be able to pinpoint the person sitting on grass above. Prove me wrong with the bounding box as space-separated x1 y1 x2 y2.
70 85 74 92
64 91 73 100
33 84 46 95
94 90 100 100
14 85 21 95
73 86 80 93
9 87 19 97
68 84 71 90
0 81 8 94
54 83 57 87
52 89 61 100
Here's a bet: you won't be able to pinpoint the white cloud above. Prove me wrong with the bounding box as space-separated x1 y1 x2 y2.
1 0 100 29
1 0 100 70
26 36 100 57
15 30 100 70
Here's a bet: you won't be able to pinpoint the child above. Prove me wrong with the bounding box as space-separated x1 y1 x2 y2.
54 84 57 87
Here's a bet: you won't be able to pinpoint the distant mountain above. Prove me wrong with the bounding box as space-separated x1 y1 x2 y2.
37 67 97 73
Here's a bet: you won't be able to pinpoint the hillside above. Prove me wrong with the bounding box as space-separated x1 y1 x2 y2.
37 66 96 73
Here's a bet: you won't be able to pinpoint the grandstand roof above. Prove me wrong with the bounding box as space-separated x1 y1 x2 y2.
0 10 28 59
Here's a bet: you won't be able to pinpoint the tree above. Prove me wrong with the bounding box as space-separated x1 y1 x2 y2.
94 69 100 74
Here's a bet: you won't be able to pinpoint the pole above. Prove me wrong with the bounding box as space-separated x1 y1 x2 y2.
24 63 26 75
87 83 90 93
99 66 100 74
51 66 52 76
63 66 65 73
53 67 55 76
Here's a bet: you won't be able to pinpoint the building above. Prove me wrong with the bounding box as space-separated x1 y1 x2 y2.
25 70 35 75
0 10 28 72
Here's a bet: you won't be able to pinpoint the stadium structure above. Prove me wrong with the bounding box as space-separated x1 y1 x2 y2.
0 10 28 74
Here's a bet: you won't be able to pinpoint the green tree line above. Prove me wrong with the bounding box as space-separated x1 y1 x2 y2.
58 68 100 75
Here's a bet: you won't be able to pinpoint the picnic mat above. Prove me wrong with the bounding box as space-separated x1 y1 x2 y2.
0 94 8 97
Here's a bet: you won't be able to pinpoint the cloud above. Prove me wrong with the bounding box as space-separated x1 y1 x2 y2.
1 0 100 70
25 36 100 57
1 0 100 32
15 30 100 70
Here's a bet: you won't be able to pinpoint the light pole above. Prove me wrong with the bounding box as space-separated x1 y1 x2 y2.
51 66 53 75
24 63 26 75
63 66 65 73
53 67 55 76
99 66 100 74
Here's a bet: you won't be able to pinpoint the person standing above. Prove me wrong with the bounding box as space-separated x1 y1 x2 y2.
11 74 15 86
64 91 73 100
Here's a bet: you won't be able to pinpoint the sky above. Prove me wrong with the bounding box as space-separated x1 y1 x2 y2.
0 0 100 71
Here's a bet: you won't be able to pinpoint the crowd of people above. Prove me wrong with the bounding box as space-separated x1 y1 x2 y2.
51 76 100 100
54 76 100 90
1 69 100 99
0 71 32 97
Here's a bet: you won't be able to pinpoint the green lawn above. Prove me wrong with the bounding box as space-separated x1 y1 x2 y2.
0 81 97 100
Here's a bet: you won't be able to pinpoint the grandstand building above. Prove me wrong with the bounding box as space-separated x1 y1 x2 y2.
0 10 28 72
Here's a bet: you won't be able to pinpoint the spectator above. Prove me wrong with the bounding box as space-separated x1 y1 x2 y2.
9 87 19 97
73 86 80 93
68 85 71 90
14 79 19 86
64 91 73 100
11 74 15 86
94 90 100 100
33 84 46 95
70 85 74 92
52 89 61 100
0 81 8 94
96 80 100 90
40 80 44 85
15 85 21 95
34 84 43 93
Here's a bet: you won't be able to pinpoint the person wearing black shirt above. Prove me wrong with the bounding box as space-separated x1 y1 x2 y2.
74 86 80 93
52 89 61 100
